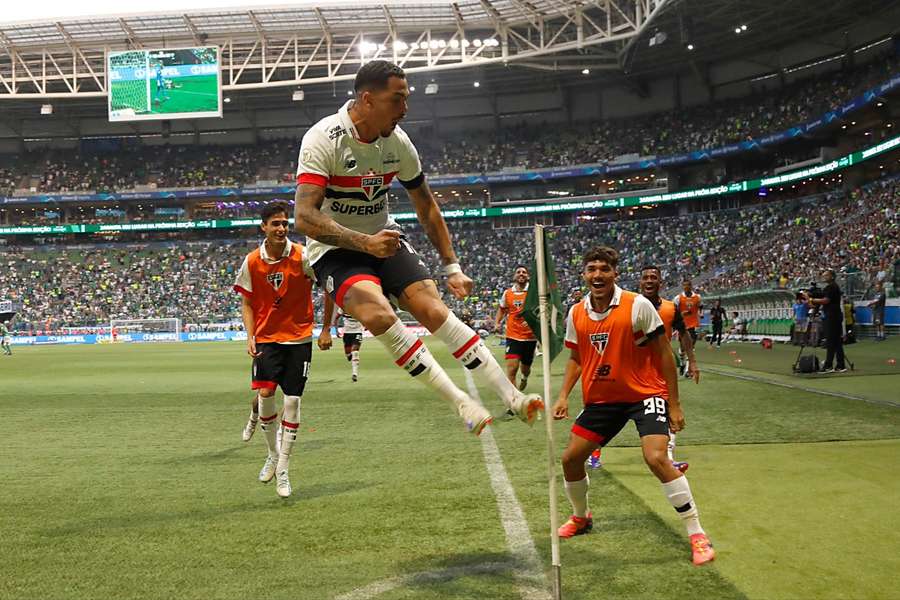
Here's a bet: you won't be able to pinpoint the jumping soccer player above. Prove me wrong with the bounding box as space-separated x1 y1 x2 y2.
234 202 315 498
551 247 715 566
495 265 537 392
294 60 543 435
1 321 12 356
674 279 702 377
319 294 365 382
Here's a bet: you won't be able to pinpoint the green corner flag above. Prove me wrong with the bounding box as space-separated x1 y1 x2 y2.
522 229 566 362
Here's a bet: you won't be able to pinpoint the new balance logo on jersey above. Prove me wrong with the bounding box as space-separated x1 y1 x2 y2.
590 332 609 355
267 272 284 290
344 158 357 169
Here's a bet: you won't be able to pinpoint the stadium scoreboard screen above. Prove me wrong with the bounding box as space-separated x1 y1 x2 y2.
107 46 222 122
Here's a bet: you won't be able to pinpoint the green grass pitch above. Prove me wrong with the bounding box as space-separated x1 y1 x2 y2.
150 75 219 115
1 337 899 599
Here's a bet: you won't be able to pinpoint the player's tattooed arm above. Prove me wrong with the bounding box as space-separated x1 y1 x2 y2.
406 179 458 266
294 183 371 253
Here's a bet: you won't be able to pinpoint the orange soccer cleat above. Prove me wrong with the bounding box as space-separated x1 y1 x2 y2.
558 513 593 538
690 533 716 565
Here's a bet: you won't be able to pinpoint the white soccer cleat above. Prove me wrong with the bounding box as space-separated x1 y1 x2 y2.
242 417 258 442
458 400 493 436
276 470 292 498
509 392 544 427
258 455 277 483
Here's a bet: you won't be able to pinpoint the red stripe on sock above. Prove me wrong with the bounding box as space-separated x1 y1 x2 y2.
281 421 299 429
395 339 423 366
452 334 481 359
260 413 279 422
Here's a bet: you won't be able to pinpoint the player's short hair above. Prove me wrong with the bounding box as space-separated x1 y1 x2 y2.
641 265 661 275
355 61 406 93
582 246 618 269
683 277 692 284
514 265 529 273
261 201 290 223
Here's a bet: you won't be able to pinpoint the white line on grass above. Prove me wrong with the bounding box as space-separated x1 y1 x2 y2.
463 369 553 600
704 366 900 408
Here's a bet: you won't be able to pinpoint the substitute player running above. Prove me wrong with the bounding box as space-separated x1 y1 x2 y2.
234 202 315 498
319 294 366 382
495 266 537 391
674 278 702 377
294 60 542 435
641 265 699 473
551 247 715 565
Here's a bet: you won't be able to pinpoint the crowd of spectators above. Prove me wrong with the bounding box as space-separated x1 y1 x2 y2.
1 177 894 333
0 52 892 196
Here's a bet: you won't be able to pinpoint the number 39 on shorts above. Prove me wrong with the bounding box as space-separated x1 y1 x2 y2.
643 397 667 415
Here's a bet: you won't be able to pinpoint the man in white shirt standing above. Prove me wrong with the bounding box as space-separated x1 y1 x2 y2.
294 61 543 436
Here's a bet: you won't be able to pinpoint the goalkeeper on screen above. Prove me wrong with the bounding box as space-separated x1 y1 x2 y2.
154 63 170 104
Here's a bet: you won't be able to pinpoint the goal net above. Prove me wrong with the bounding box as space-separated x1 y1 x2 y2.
108 51 150 117
110 318 182 343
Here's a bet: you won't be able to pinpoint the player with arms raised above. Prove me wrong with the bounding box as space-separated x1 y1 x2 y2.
234 202 315 498
294 60 542 434
551 247 715 565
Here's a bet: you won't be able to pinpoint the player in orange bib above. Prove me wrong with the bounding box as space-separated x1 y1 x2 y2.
551 246 715 566
494 266 537 392
641 265 700 473
234 202 315 498
674 279 702 377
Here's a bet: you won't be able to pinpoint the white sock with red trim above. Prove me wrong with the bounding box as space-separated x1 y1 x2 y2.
350 351 360 377
258 393 279 458
434 312 521 409
564 476 590 518
375 319 471 411
277 395 300 473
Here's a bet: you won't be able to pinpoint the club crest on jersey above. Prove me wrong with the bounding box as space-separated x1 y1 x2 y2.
590 332 609 355
267 272 284 290
513 300 524 309
361 170 384 199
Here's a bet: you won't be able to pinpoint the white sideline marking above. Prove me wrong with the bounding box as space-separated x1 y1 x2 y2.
464 369 552 600
704 366 900 408
333 372 552 600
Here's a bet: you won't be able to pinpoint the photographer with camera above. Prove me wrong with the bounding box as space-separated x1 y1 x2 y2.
807 269 847 373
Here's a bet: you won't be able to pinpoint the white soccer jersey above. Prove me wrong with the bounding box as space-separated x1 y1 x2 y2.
296 100 423 265
341 312 365 335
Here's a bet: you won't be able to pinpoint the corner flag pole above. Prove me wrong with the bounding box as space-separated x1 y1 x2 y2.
534 224 563 600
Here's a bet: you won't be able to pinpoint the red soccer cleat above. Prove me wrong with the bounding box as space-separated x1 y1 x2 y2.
558 513 593 538
690 533 716 565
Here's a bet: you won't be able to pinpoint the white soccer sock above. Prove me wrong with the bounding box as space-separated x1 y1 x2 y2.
662 476 705 536
350 350 360 377
257 393 279 458
564 476 590 518
433 312 521 409
667 431 676 462
375 319 471 411
277 395 301 473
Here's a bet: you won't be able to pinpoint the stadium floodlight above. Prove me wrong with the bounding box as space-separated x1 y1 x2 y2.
582 68 590 75
409 86 416 92
40 104 53 115
411 42 420 50
473 81 480 87
450 39 459 49
425 83 439 95
292 90 305 101
224 97 231 103
741 24 748 31
347 90 353 96
393 40 408 51
687 43 695 51
473 39 482 47
735 27 742 34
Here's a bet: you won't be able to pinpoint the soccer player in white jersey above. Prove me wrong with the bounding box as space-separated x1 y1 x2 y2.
294 61 543 435
319 294 365 382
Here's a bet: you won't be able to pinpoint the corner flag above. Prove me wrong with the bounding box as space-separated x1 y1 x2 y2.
522 229 566 362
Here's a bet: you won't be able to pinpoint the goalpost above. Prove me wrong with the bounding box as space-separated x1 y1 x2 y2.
109 318 182 343
108 51 150 117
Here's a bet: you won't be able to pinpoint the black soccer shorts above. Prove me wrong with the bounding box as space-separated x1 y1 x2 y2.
342 332 363 352
572 398 671 446
312 236 431 308
505 338 537 366
251 342 312 397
